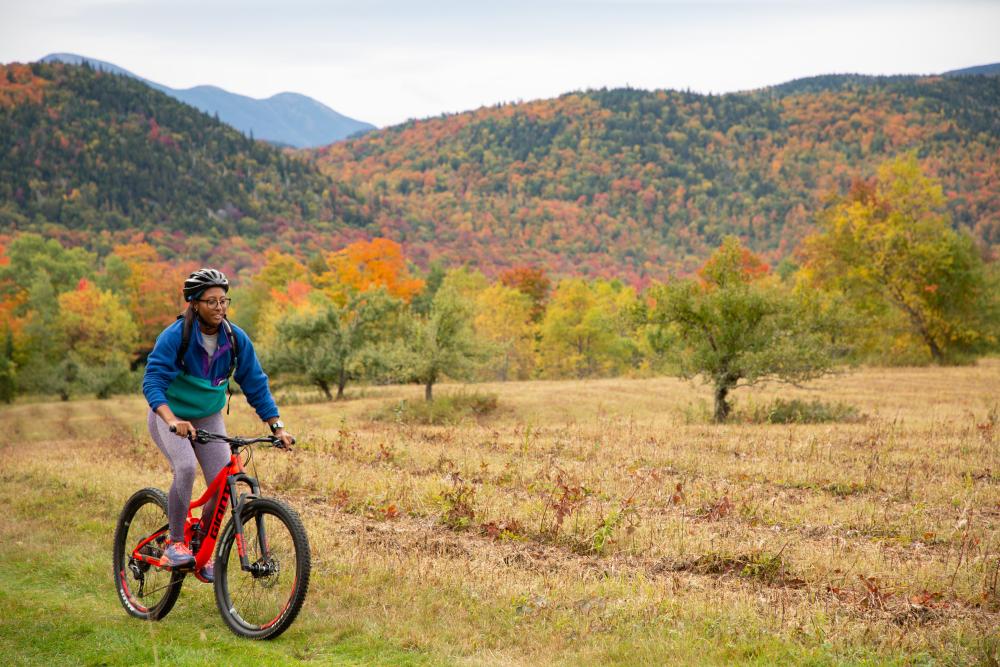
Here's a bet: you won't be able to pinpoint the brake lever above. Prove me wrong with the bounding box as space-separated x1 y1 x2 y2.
169 424 210 443
272 435 296 449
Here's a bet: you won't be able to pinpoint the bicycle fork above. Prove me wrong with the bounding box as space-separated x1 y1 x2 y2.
227 473 275 578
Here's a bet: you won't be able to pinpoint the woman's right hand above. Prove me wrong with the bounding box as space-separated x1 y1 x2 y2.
168 420 196 438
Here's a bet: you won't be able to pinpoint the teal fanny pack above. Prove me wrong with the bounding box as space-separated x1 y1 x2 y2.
165 374 228 420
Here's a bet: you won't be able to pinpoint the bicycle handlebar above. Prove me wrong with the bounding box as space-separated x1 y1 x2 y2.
168 426 295 448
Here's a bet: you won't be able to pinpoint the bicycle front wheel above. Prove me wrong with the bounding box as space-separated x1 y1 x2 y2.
214 497 311 639
112 487 184 620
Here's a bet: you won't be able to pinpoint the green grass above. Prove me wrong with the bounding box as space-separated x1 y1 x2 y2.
0 465 433 667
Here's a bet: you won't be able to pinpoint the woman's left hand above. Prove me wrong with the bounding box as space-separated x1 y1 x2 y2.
274 428 295 450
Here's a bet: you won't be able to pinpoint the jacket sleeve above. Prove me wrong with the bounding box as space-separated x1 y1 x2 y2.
143 325 181 411
232 327 280 421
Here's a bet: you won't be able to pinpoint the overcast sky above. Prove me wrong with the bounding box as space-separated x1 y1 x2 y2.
2 0 999 127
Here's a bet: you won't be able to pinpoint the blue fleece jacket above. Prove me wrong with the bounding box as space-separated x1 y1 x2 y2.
143 318 279 421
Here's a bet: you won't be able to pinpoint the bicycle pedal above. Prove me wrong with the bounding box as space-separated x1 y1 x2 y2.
160 560 196 571
165 565 195 574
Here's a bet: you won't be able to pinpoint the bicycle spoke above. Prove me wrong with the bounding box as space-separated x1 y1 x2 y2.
136 577 183 599
217 500 306 636
114 488 184 621
120 504 169 608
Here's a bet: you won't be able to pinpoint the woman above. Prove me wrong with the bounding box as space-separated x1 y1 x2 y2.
142 268 294 581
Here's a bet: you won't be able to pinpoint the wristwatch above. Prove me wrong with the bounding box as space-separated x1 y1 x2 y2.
269 419 284 434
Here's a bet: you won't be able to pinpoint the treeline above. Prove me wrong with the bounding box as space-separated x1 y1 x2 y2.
317 74 1000 280
0 61 368 270
1 157 997 415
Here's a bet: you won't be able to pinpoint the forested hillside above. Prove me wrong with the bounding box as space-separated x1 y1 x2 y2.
317 75 1000 281
0 61 367 271
2 61 998 282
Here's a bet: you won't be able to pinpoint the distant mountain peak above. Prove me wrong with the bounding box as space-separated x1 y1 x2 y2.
41 52 376 148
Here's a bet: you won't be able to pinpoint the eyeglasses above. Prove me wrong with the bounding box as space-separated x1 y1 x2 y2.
197 297 232 309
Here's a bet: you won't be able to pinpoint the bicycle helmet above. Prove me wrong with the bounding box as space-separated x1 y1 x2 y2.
183 268 230 301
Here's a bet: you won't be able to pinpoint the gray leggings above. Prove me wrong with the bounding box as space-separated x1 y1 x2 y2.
147 410 231 542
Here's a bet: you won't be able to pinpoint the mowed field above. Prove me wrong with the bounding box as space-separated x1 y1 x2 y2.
1 362 999 666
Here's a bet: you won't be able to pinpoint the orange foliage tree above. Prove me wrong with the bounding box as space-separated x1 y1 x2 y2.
318 238 424 303
104 242 191 352
499 266 551 323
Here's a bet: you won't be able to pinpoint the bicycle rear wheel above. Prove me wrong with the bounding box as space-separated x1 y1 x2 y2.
112 488 184 620
214 497 310 639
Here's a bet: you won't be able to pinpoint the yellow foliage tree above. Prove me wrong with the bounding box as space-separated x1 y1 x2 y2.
57 279 139 398
537 279 639 378
800 155 998 363
474 284 535 380
58 279 138 365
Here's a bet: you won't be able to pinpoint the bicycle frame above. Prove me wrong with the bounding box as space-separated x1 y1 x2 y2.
129 442 269 578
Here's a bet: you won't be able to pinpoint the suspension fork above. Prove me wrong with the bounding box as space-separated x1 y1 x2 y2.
228 473 266 572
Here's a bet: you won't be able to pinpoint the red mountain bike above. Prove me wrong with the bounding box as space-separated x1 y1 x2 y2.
112 429 311 640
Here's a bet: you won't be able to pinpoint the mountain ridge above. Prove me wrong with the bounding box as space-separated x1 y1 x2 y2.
40 53 375 148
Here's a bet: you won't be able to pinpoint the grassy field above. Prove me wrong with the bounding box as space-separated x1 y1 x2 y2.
1 361 999 665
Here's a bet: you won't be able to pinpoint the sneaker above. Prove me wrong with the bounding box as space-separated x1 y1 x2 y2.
198 560 214 583
160 541 195 569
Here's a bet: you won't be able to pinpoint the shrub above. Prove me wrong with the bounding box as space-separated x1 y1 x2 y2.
743 398 863 424
438 480 476 530
76 360 139 399
371 390 499 425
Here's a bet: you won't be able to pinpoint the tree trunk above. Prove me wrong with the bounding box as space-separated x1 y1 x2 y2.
316 379 333 401
713 383 731 423
924 333 945 364
336 368 346 400
425 381 433 402
895 291 946 364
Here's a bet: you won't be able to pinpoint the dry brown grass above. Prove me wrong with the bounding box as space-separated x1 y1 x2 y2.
2 361 999 664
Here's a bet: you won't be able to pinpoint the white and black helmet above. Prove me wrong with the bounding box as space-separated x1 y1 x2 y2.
183 268 230 302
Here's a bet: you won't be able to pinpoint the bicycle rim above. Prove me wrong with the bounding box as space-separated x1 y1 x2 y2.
113 488 184 619
215 498 310 639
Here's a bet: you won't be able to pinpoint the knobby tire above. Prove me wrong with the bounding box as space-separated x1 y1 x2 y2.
112 488 185 620
214 497 311 640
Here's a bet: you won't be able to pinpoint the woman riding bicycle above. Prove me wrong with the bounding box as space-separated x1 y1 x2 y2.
142 268 294 582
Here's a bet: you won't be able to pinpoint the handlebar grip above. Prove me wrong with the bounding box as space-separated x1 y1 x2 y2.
169 424 177 433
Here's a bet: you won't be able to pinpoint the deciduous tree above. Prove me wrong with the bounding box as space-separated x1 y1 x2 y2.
394 286 484 401
266 289 401 400
0 233 95 308
649 237 844 422
318 238 424 304
537 278 639 378
474 284 535 380
499 266 551 323
56 278 138 398
801 155 998 363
